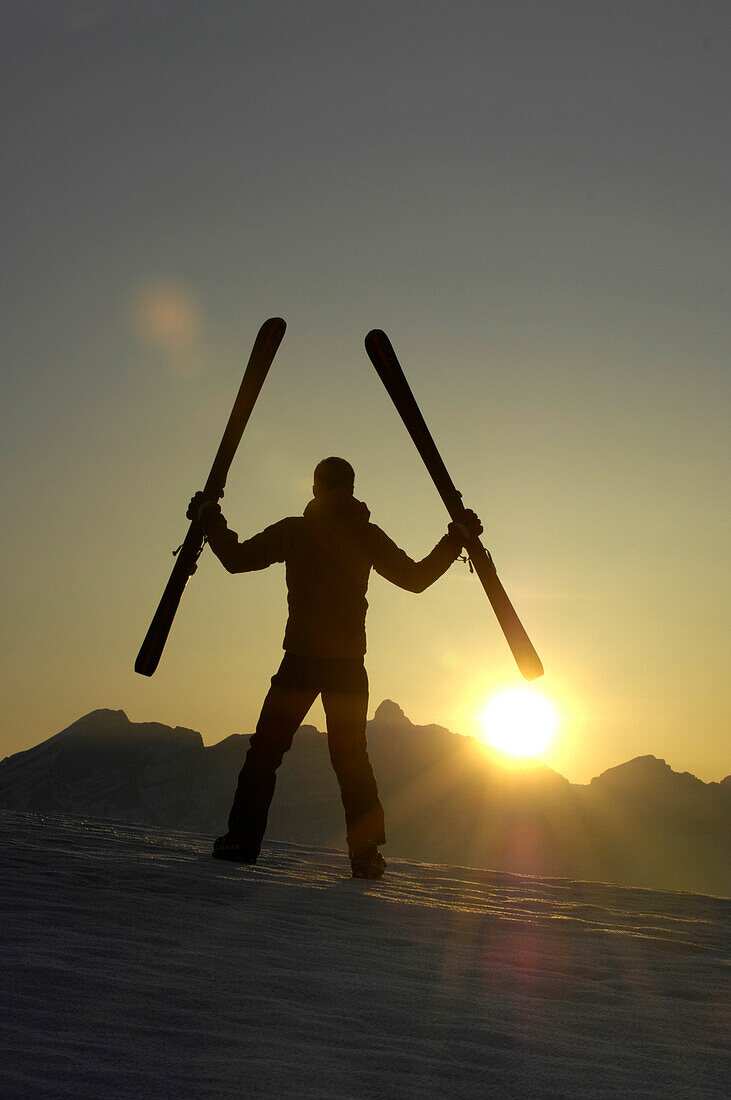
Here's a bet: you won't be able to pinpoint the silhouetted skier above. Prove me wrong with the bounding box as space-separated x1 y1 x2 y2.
188 457 481 878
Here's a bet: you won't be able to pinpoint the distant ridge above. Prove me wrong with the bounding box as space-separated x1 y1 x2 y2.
1 706 728 896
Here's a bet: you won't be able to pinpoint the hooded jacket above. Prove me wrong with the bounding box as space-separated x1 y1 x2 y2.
206 487 461 658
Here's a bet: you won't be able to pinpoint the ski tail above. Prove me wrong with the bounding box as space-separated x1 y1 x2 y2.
135 317 286 677
364 329 543 681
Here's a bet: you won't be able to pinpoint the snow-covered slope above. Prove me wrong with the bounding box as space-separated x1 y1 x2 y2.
2 811 728 1099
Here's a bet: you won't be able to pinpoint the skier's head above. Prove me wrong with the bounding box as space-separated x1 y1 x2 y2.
313 457 355 497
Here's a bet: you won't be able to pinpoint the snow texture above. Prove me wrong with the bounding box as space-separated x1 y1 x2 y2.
2 811 728 1099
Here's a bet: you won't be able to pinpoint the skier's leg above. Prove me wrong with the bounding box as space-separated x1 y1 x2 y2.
225 654 318 856
321 660 386 857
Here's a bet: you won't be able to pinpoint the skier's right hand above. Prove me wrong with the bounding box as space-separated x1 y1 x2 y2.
187 491 222 531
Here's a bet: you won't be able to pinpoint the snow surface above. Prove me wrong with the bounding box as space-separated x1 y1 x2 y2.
2 812 728 1099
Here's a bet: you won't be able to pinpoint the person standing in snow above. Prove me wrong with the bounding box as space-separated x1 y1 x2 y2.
188 456 481 878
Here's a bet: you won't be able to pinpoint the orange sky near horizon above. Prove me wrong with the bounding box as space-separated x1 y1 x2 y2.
1 3 729 785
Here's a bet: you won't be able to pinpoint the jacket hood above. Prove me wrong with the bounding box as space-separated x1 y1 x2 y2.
303 487 370 525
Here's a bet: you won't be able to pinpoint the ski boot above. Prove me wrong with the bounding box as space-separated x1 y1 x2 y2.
350 842 387 880
212 834 259 863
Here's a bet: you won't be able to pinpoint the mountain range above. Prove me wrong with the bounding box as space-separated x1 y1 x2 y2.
2 703 728 896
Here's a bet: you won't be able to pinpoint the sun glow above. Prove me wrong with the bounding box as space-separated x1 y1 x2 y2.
478 689 559 758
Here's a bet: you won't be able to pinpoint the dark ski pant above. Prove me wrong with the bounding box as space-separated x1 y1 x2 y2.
227 653 386 857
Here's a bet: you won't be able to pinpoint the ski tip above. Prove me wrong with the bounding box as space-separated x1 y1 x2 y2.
261 317 287 338
365 330 396 362
252 318 287 360
365 328 387 346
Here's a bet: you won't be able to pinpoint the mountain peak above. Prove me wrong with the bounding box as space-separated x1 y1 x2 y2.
41 709 131 747
370 700 412 730
72 708 131 728
590 753 708 794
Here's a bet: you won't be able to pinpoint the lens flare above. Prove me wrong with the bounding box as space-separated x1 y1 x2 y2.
479 689 558 758
132 281 203 350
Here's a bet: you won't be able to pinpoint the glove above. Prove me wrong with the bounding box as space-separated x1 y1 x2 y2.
448 508 483 547
186 491 223 531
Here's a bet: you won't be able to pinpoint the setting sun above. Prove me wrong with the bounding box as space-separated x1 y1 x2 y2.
478 690 559 758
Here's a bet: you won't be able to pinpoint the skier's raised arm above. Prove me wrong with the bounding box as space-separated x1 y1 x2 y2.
186 492 293 573
371 509 482 593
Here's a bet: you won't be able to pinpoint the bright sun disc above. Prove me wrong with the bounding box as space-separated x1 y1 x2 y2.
479 690 558 758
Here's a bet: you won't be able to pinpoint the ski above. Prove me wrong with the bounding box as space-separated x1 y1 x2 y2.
364 329 543 681
135 317 287 676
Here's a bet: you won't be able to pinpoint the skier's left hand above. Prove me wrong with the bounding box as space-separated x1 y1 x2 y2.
448 509 483 547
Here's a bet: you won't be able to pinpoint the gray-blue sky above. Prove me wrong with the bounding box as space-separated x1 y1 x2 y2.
2 1 729 780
